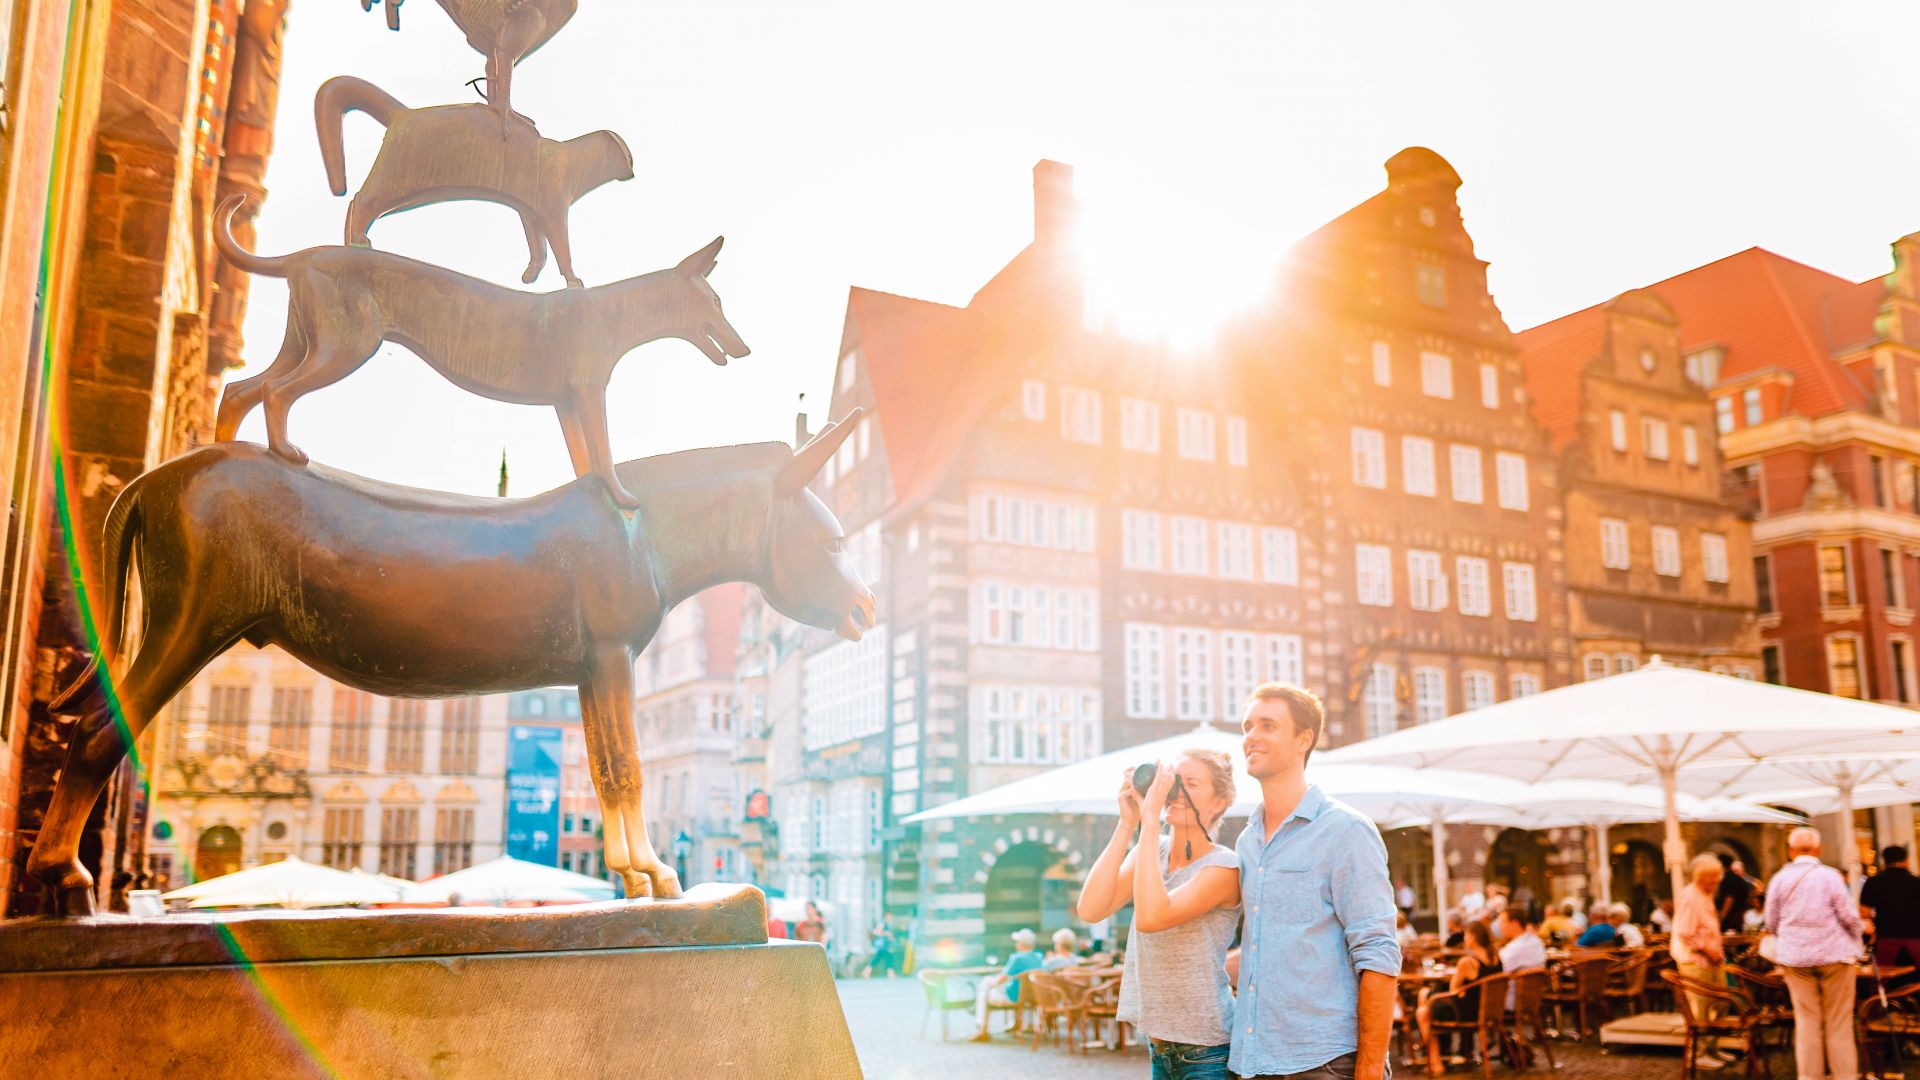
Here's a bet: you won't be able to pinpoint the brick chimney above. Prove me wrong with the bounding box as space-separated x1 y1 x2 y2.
1033 160 1076 248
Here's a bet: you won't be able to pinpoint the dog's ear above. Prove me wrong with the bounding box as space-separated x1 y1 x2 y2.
677 236 724 279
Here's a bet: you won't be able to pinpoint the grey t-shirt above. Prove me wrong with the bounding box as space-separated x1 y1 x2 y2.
1116 843 1242 1046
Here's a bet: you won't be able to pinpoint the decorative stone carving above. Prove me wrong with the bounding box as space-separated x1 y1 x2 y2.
1803 460 1851 511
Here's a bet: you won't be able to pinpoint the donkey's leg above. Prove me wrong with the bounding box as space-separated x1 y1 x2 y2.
571 385 639 510
553 404 592 481
27 614 225 915
577 644 680 899
215 317 305 442
490 52 514 138
261 329 379 466
517 209 548 285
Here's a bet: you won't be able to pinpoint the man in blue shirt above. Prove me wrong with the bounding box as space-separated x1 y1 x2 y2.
968 928 1045 1040
1232 683 1400 1079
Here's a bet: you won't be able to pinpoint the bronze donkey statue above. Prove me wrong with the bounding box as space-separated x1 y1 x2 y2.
26 413 874 915
316 75 634 287
211 196 749 509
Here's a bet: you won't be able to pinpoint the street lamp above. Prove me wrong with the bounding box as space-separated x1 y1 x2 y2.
673 830 692 887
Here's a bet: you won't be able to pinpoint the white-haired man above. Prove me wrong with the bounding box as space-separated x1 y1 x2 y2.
1673 853 1726 1024
1767 827 1866 1080
968 928 1045 1041
1609 903 1645 948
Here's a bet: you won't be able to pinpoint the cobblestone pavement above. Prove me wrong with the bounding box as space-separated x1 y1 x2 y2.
837 977 1908 1080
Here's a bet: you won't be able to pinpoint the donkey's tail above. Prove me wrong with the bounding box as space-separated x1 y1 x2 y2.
315 75 406 197
213 196 292 278
48 472 144 712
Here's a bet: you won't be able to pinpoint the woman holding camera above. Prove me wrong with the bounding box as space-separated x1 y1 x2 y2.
1077 751 1241 1080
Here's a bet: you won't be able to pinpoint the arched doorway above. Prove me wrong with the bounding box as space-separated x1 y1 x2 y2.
1704 836 1756 873
194 825 243 882
1611 839 1667 914
1487 828 1550 900
982 841 1073 964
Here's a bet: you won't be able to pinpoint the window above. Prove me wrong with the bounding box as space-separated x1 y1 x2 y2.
979 581 1004 642
1755 555 1774 614
1122 510 1163 570
1701 534 1729 584
1480 364 1500 410
387 701 426 772
378 806 419 880
1761 645 1783 685
1875 456 1890 508
1600 518 1630 570
1456 557 1491 616
1124 624 1166 718
433 806 476 874
1651 527 1681 577
1827 636 1863 699
208 684 251 756
1503 563 1537 621
1462 671 1494 710
1356 544 1394 607
1021 379 1047 420
267 687 312 766
1413 668 1447 724
975 493 1003 541
1682 425 1700 467
1176 408 1216 461
1584 654 1609 681
440 698 481 774
1510 674 1541 698
1402 436 1436 496
1364 663 1397 738
1407 550 1448 612
1352 428 1387 489
1120 398 1160 452
1416 264 1447 308
1495 453 1529 510
1437 446 1480 506
1894 641 1914 704
1609 410 1628 451
1264 634 1304 686
1372 341 1392 386
1715 396 1734 434
1260 527 1299 585
856 417 871 460
332 690 373 770
1743 387 1762 426
1220 632 1260 716
1061 386 1101 443
1641 417 1669 461
1171 516 1209 575
1218 523 1255 580
1885 548 1907 609
1614 654 1638 674
839 351 858 391
322 806 364 870
1226 416 1248 467
1173 629 1215 722
1420 352 1453 398
1820 545 1854 608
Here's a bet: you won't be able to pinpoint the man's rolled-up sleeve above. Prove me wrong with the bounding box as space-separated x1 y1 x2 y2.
1331 816 1402 978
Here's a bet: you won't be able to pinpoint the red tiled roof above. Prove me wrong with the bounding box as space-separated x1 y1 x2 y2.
843 287 974 498
1517 248 1887 443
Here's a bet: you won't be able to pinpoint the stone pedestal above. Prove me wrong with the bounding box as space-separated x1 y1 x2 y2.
0 883 860 1078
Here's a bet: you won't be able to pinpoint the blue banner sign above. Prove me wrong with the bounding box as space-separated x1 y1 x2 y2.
506 725 564 866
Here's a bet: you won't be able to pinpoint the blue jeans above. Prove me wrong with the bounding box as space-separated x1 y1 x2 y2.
1149 1039 1230 1080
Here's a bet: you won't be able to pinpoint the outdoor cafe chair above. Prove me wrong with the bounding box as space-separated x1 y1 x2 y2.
1024 972 1084 1054
1602 951 1652 1016
1507 969 1556 1072
1660 970 1765 1080
1421 972 1510 1079
1725 966 1793 1056
1079 969 1127 1052
1542 955 1612 1040
918 970 977 1041
1857 979 1920 1079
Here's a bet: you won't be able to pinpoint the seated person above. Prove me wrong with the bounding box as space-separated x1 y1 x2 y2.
1418 920 1504 1058
1609 903 1645 947
969 928 1045 1041
1042 927 1081 970
1397 910 1419 948
1498 904 1547 1009
1539 900 1579 944
1442 910 1466 949
1575 903 1619 948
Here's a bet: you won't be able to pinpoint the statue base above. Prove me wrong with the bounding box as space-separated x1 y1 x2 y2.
0 883 860 1078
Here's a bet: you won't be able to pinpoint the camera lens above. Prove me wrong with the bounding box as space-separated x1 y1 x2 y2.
1131 762 1157 795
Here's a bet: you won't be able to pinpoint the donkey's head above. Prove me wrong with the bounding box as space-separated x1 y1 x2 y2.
765 411 877 641
668 237 751 366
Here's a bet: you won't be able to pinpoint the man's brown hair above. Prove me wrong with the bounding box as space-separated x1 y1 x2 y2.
1245 682 1325 763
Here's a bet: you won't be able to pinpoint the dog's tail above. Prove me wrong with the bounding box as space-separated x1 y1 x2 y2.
49 471 145 712
315 75 406 197
214 196 292 278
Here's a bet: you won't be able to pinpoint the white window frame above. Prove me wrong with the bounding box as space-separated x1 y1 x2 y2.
1173 628 1216 723
1356 544 1394 607
1682 424 1700 467
1120 398 1160 453
1217 522 1255 581
1744 387 1763 426
1584 654 1610 681
1061 386 1101 444
1826 633 1864 700
1600 518 1630 570
1220 631 1260 717
1364 663 1397 738
1496 453 1529 511
1372 341 1392 387
1480 363 1499 409
1413 667 1447 724
1407 549 1448 612
1462 670 1494 710
1402 436 1436 497
1610 409 1628 451
1021 379 1046 420
1226 416 1248 467
1702 533 1729 584
1614 653 1638 674
839 351 858 392
1502 562 1537 622
1122 509 1163 571
1352 428 1387 489
1176 408 1217 462
1260 527 1299 585
1652 526 1681 577
1171 516 1210 576
1123 624 1166 718
1264 634 1304 687
1642 416 1670 461
1456 557 1491 617
1420 351 1453 399
1510 673 1541 698
1450 445 1483 504
1715 396 1734 434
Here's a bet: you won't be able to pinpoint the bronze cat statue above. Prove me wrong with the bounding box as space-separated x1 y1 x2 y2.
317 75 632 287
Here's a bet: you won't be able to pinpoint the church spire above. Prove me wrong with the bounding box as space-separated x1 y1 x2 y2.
497 448 509 497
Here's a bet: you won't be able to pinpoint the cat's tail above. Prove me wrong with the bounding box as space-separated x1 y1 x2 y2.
316 75 406 197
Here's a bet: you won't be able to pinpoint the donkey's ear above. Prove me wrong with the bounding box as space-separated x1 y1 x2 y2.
777 408 863 496
677 236 725 279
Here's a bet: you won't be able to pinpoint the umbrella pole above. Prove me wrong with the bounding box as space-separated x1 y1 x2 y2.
1661 762 1687 905
1592 822 1612 906
1431 817 1450 917
1839 782 1861 883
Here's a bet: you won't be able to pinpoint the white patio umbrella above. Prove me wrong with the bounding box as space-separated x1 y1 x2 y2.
161 857 405 909
1318 658 1920 899
1678 755 1920 879
401 855 619 905
1744 781 1920 819
904 722 1525 910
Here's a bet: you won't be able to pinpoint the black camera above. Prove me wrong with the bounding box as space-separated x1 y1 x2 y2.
1131 762 1186 799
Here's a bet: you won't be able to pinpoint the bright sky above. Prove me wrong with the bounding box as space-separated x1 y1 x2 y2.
236 1 1920 497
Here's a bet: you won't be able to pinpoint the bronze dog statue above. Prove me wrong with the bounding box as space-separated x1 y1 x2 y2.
26 415 874 915
317 75 633 287
211 196 749 509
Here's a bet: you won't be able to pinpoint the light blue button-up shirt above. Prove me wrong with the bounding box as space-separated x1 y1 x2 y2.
1230 783 1401 1077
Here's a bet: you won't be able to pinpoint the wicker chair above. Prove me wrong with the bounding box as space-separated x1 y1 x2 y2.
1542 955 1612 1040
1024 972 1081 1053
1660 969 1764 1080
1081 971 1127 1051
1507 968 1557 1071
1726 966 1794 1056
1857 980 1920 1078
1421 972 1510 1079
918 970 978 1041
1602 951 1652 1016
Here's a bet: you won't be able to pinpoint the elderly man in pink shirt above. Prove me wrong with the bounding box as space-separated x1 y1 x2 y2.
1766 827 1867 1080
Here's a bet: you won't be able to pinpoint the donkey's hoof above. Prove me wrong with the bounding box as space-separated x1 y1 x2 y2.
31 861 97 917
268 440 310 467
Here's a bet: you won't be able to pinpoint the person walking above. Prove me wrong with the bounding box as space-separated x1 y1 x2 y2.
1077 749 1241 1079
1231 683 1400 1079
1767 827 1867 1080
1860 845 1919 976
